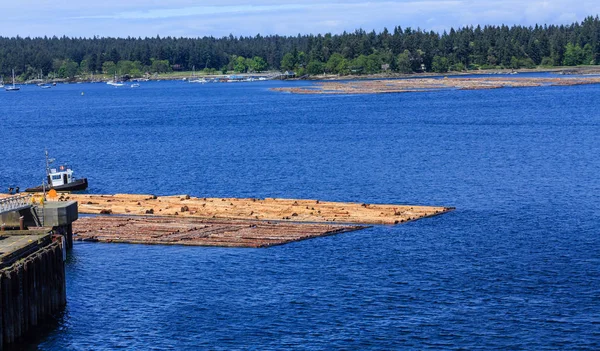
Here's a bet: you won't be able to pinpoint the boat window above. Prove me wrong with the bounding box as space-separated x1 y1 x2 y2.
52 175 61 180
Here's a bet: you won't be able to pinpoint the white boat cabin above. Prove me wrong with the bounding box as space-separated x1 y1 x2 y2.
48 165 74 187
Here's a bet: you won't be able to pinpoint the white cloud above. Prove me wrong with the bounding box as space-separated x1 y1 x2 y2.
0 0 598 38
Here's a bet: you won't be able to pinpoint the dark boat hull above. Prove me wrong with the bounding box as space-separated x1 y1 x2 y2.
25 178 88 192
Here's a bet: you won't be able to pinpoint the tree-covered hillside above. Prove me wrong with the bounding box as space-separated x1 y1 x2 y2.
1 16 599 80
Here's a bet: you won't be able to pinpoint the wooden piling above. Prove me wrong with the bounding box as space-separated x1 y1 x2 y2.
0 237 66 350
2 272 13 345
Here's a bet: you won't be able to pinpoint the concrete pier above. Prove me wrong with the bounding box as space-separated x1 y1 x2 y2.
0 231 66 350
0 195 78 249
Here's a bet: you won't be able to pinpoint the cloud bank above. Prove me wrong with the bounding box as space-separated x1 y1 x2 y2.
1 0 599 38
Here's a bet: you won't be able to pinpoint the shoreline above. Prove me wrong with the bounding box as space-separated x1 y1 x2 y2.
19 66 600 85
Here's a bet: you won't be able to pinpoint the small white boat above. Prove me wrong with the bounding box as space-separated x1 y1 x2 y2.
25 150 88 192
130 83 140 88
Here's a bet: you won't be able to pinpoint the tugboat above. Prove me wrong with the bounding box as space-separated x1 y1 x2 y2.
25 150 88 192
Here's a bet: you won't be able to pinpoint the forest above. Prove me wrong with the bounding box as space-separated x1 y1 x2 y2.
1 16 599 80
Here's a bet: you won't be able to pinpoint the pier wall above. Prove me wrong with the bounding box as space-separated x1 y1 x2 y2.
0 235 66 350
0 200 77 250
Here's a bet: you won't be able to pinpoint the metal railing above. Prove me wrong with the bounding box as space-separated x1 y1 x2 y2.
0 194 33 214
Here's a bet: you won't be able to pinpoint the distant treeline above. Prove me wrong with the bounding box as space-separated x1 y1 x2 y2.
1 16 600 80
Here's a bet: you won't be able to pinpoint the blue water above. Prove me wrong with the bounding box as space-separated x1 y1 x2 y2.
1 77 599 350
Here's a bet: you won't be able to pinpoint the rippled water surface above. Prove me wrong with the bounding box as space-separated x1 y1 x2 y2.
1 77 599 350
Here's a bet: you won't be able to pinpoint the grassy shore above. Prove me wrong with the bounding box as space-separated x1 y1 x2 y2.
152 65 600 81
22 65 600 84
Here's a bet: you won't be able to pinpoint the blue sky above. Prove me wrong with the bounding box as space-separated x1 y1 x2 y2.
1 1 599 38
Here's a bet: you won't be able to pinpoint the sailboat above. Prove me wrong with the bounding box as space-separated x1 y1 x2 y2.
107 72 124 87
38 70 52 89
0 76 4 89
188 66 206 83
5 69 20 91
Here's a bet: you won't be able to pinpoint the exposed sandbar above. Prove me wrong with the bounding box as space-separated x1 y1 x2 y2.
271 76 600 94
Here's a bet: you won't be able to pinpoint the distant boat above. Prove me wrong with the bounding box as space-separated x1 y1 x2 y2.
0 76 4 88
130 83 140 88
5 69 20 91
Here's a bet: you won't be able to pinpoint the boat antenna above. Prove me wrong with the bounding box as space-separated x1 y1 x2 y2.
45 148 50 179
44 148 55 182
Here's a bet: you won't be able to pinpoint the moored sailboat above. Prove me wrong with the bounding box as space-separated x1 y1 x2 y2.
107 72 124 87
5 69 20 91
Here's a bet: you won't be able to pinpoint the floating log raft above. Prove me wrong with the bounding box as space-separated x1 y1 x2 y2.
73 216 366 248
0 193 454 248
61 193 454 225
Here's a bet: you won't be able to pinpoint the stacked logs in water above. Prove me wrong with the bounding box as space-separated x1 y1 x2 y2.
0 240 66 350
